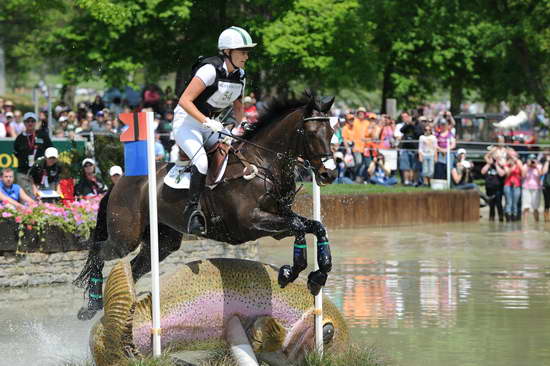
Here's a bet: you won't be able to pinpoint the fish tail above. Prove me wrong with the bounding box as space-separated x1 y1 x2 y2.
90 259 139 366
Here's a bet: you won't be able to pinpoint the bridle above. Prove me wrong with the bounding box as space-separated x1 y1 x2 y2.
299 115 334 169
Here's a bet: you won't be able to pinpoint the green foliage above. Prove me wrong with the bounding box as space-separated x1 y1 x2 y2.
3 0 550 111
93 135 124 183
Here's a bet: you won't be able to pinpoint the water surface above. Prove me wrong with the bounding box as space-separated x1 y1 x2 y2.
1 221 549 365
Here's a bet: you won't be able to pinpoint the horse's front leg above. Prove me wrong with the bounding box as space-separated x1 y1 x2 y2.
247 210 310 290
295 215 332 296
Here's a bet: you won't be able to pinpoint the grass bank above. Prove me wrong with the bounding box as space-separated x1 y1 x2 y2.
298 182 436 195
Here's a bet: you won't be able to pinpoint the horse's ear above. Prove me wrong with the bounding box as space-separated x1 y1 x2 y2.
315 96 335 113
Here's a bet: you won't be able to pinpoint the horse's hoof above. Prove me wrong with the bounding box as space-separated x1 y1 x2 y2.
77 306 98 321
278 265 293 288
307 270 327 296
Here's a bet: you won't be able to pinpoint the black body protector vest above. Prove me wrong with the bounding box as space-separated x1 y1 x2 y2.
189 55 245 118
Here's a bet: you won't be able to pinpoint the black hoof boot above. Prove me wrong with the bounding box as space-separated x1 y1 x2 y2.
307 270 327 296
77 306 98 321
278 265 299 288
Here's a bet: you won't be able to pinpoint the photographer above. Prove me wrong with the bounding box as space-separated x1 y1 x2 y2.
503 152 523 221
368 154 397 186
481 150 506 221
521 153 545 222
452 149 493 205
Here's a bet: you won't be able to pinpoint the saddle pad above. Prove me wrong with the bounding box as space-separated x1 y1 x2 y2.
164 156 228 189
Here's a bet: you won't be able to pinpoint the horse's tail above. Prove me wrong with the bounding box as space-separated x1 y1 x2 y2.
73 239 104 290
74 191 110 289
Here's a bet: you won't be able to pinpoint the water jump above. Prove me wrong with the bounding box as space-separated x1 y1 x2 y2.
90 258 349 366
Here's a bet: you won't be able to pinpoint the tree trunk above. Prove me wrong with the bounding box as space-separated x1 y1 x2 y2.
0 42 6 95
61 84 76 110
514 38 549 112
450 78 463 116
380 58 394 114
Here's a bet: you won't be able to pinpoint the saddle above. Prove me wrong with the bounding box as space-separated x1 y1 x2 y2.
164 142 231 188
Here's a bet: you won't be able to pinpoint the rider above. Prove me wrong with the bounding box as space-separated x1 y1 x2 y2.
174 26 256 235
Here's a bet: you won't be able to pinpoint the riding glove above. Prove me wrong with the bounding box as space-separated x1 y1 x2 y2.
203 118 224 133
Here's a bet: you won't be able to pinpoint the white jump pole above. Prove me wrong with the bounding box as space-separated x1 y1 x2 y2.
312 174 323 355
146 111 162 356
446 138 451 188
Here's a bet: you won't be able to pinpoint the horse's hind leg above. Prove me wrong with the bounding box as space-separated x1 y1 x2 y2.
130 223 183 282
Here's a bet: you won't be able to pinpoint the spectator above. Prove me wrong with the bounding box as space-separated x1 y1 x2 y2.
90 95 106 116
503 152 523 221
8 111 24 136
110 96 124 116
76 119 92 139
362 121 380 180
155 132 166 161
334 151 354 184
368 154 397 186
352 107 370 182
521 153 545 222
481 150 506 221
399 112 422 186
28 147 64 199
142 84 162 112
0 112 10 137
90 111 106 132
542 152 550 222
0 168 35 210
13 112 53 195
243 95 259 125
378 115 395 149
157 111 174 152
74 158 107 197
418 123 437 186
108 165 123 186
451 148 492 204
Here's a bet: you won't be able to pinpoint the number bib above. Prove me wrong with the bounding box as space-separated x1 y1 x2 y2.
207 81 243 109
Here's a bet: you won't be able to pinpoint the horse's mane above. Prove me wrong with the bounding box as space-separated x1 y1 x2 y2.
241 98 309 140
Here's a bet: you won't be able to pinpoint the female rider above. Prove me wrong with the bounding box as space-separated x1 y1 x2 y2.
174 26 256 235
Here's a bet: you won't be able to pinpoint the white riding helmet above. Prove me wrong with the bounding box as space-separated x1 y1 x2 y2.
218 26 257 50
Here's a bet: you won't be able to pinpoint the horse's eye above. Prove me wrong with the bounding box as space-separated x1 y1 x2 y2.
323 322 335 344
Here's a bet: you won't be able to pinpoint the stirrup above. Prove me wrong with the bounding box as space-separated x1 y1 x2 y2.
187 209 206 235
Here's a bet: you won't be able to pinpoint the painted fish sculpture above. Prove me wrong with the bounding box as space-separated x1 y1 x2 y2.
90 258 349 366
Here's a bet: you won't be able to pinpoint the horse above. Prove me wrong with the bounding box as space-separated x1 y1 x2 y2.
75 93 337 320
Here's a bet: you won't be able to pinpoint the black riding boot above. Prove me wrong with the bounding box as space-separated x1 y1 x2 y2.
183 166 207 235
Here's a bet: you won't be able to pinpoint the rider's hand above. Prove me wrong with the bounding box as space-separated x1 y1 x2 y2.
203 118 223 133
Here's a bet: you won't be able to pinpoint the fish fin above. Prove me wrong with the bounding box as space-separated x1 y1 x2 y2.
100 259 139 362
134 292 152 320
249 316 287 353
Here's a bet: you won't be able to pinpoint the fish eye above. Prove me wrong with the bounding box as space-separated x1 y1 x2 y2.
323 322 334 344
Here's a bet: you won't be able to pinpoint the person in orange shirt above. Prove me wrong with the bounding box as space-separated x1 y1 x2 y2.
341 113 355 147
352 107 370 182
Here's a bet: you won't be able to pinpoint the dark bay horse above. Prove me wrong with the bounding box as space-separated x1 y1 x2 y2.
76 94 337 320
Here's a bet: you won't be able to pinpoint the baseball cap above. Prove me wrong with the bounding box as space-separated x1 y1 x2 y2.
457 148 467 155
109 165 123 176
356 107 367 113
5 112 14 118
58 116 68 123
44 147 59 159
23 112 38 121
528 153 537 160
96 111 104 117
82 158 96 167
243 96 253 104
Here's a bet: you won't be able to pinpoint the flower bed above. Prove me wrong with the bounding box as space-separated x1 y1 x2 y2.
0 197 101 253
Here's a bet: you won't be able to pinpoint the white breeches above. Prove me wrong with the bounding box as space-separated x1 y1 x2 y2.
174 116 221 175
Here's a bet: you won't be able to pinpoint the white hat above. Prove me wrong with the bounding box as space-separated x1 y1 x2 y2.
109 165 123 176
58 116 68 122
457 148 467 155
243 96 253 104
5 112 14 118
218 26 257 50
44 147 59 159
82 158 96 167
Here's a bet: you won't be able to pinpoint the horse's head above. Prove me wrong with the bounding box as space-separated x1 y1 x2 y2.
300 94 338 186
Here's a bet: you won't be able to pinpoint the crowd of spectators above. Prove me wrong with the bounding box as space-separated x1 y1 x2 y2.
0 90 549 222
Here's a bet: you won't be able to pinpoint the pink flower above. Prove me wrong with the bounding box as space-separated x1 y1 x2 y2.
15 216 22 223
2 212 12 218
